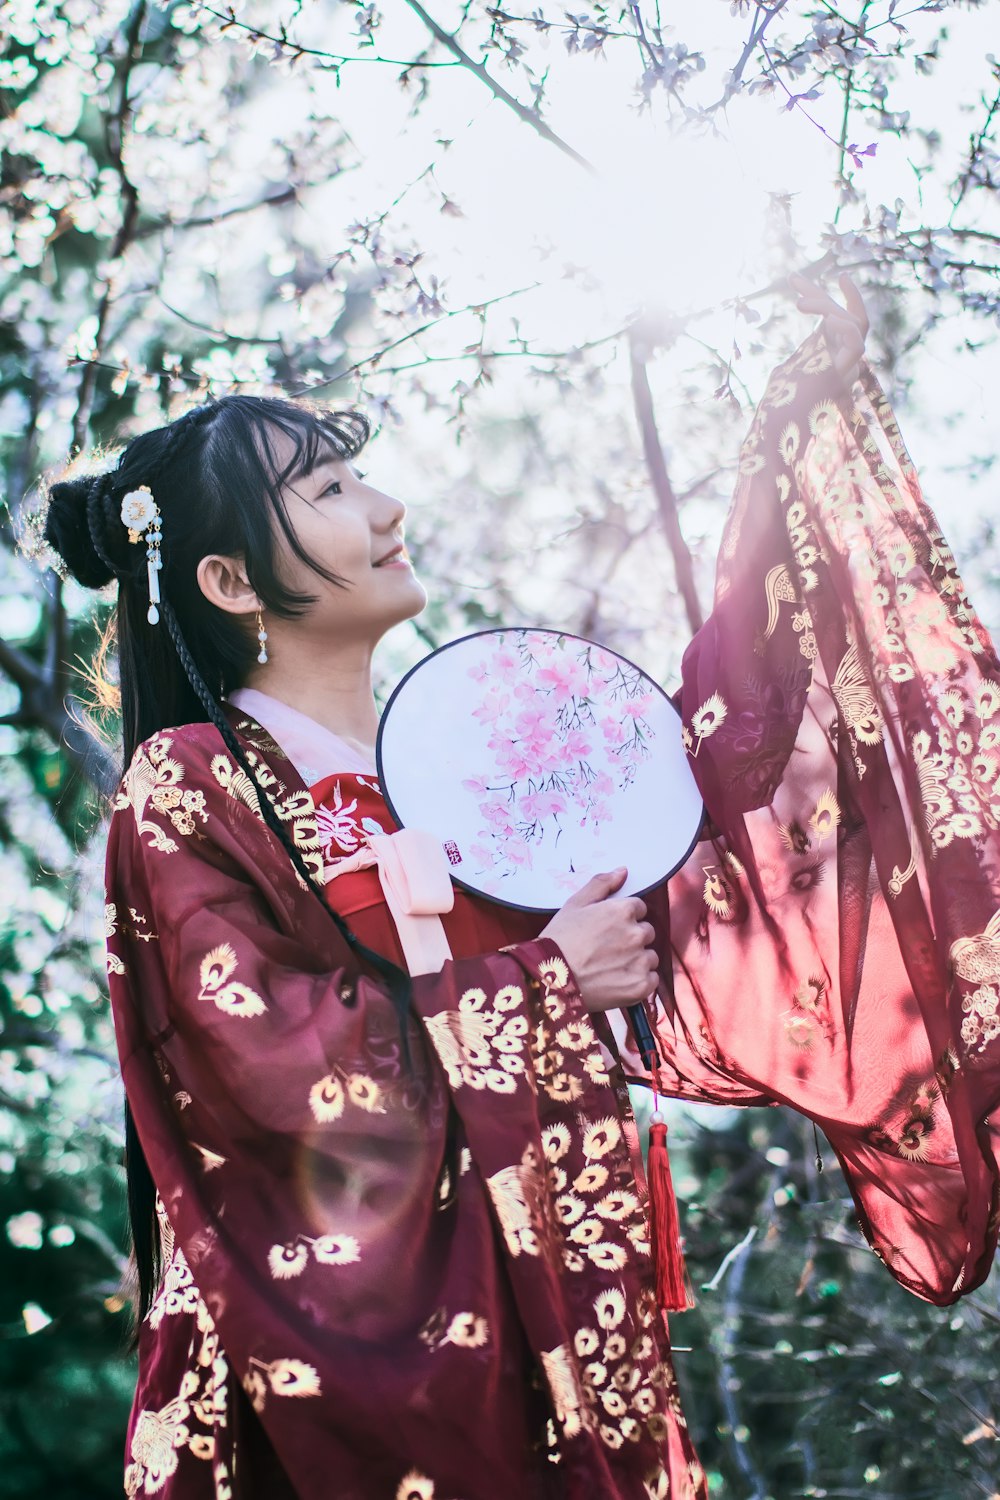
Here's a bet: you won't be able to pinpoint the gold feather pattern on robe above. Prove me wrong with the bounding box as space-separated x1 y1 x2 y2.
762 563 797 642
486 1144 546 1258
951 910 1000 986
539 1344 585 1438
831 641 885 746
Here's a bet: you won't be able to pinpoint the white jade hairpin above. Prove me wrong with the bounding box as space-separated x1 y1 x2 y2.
120 486 163 625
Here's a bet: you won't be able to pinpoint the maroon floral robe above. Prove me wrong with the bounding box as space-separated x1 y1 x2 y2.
103 329 1000 1499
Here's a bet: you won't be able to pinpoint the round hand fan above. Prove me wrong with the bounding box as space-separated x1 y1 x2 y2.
376 627 704 914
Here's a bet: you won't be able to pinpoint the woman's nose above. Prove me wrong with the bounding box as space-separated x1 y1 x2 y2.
373 486 406 530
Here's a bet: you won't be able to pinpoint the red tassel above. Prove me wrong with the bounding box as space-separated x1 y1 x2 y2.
647 1114 695 1315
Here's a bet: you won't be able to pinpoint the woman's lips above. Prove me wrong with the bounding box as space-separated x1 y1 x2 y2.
374 546 410 568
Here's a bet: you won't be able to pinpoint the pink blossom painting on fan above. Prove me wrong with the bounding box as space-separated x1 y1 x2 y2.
377 629 705 910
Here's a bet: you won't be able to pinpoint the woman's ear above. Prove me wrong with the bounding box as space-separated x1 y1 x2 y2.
196 553 258 617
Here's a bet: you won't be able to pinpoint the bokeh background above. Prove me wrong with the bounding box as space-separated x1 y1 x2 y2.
1 2 999 1495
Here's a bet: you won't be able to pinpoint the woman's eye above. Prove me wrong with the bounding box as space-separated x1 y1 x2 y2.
325 480 343 496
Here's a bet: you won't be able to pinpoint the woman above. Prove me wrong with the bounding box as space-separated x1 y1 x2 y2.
41 275 1000 1500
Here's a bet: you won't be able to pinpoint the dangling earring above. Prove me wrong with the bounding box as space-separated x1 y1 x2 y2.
256 605 268 664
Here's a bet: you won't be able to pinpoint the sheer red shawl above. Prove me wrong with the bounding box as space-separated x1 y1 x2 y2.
617 327 1000 1307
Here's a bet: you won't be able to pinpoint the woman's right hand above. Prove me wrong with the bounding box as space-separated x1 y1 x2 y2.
539 867 659 1014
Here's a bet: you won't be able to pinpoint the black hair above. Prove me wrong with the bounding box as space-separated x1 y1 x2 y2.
41 394 415 1344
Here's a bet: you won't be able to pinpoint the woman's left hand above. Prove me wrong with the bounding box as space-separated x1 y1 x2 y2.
790 270 870 389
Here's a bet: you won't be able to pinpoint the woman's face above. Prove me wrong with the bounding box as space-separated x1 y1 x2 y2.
273 438 427 645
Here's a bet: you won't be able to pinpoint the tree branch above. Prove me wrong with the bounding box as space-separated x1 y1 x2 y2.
200 5 460 70
716 1206 769 1500
628 328 704 635
2 3 150 799
0 635 46 696
155 296 286 347
290 279 548 394
949 71 1000 227
833 69 855 226
71 0 147 452
0 638 120 794
405 1 596 174
712 0 789 108
135 184 299 240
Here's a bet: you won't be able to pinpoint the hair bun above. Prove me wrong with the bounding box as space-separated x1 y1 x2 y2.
44 472 119 589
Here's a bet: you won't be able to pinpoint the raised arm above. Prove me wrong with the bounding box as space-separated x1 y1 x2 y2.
615 288 1000 1308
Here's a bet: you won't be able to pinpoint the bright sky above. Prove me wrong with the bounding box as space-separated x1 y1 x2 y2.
21 3 994 664
266 0 998 640
290 4 997 329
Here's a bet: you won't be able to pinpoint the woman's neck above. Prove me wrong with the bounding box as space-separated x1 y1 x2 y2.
241 652 380 760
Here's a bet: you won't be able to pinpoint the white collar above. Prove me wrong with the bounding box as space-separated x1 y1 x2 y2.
225 686 378 786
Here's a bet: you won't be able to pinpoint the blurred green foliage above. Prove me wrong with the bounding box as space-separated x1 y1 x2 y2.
0 725 134 1498
640 1098 1000 1498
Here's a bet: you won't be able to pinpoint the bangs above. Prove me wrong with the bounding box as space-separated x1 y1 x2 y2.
249 401 370 492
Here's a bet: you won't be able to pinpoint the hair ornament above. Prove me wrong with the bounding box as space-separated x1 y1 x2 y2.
120 485 163 624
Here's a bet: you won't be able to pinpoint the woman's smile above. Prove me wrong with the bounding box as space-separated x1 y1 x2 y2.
373 543 411 569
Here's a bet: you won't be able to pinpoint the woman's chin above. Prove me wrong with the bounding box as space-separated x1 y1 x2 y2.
406 576 429 616
387 576 428 627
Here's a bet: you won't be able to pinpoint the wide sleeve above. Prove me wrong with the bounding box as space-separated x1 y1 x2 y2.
103 724 590 1497
615 329 1000 1308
